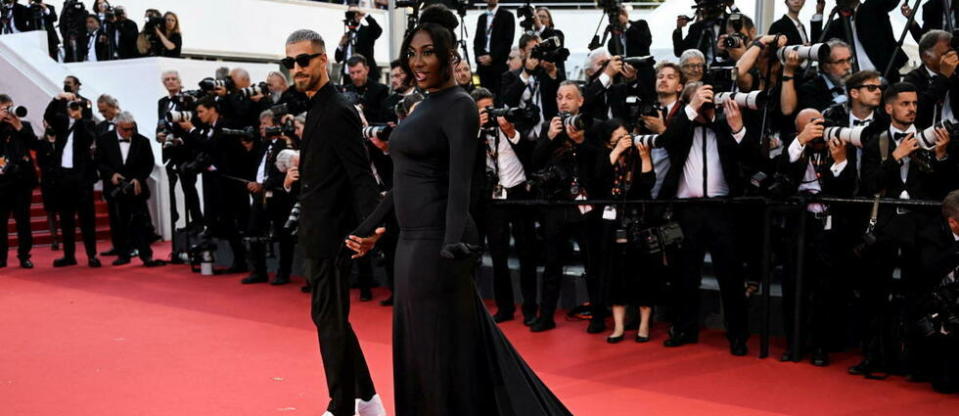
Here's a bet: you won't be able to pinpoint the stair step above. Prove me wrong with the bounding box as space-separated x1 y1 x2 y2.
7 188 112 247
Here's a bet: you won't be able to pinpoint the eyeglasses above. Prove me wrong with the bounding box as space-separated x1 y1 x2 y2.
281 53 323 70
827 57 856 65
681 63 705 70
853 84 886 92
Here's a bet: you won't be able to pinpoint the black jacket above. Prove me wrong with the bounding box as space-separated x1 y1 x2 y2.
344 80 390 124
107 18 139 59
77 28 110 62
95 131 155 200
2 2 32 32
499 69 560 132
798 74 845 112
860 127 956 201
768 14 816 46
334 15 383 74
657 107 744 199
298 82 381 259
531 128 606 202
903 65 959 130
43 100 98 183
918 218 959 287
0 120 37 190
813 0 906 78
608 20 651 57
473 8 515 66
920 0 959 34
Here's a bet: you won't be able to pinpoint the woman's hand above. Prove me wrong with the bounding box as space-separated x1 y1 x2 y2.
345 227 386 259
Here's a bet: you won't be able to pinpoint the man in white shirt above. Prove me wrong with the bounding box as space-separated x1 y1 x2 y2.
904 30 959 129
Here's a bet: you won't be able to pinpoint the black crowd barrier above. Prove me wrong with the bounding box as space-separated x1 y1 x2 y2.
491 195 943 359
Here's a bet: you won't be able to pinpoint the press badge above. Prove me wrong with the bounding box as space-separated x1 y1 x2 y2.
602 205 617 220
824 215 833 231
576 194 593 215
492 184 507 200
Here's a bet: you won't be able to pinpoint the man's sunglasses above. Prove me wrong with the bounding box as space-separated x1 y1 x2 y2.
281 53 323 70
852 84 886 92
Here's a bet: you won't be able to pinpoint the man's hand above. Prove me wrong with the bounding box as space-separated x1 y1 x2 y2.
0 107 22 131
213 86 228 97
677 15 690 29
783 50 801 75
641 109 666 134
370 136 389 153
934 126 951 160
542 61 559 79
58 92 77 101
247 182 264 194
177 120 194 131
797 118 824 145
478 55 493 66
111 172 125 185
603 56 623 78
901 2 914 18
724 99 743 133
478 107 490 126
892 134 919 161
524 56 540 73
941 51 959 78
621 62 637 81
284 166 299 189
131 178 142 196
345 227 386 259
340 33 350 47
250 92 265 103
547 116 563 140
497 117 517 138
829 138 847 163
689 84 714 111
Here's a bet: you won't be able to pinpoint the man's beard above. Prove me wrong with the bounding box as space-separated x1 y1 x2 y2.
294 75 319 92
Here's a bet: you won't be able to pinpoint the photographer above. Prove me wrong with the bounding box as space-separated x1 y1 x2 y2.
343 54 389 123
814 0 905 80
335 5 382 81
1 0 30 33
382 59 412 124
581 49 640 124
474 0 514 94
607 5 651 58
59 0 87 62
454 59 475 93
672 0 731 62
42 90 101 268
94 111 164 267
734 34 787 92
178 96 249 274
904 30 959 130
0 95 36 269
3 1 61 59
642 62 686 198
157 70 203 235
657 82 749 356
530 81 606 333
150 11 181 58
471 87 538 325
77 14 109 62
779 109 858 366
106 5 138 59
854 82 955 379
820 70 889 179
796 39 854 112
768 0 823 46
95 93 119 136
219 67 268 129
500 33 560 141
593 118 658 344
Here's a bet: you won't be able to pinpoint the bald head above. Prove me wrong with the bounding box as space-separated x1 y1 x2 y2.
230 68 252 88
795 108 822 132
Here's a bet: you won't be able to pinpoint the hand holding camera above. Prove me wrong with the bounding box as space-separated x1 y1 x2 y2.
797 118 825 145
723 98 743 133
603 56 624 79
547 116 563 140
783 50 802 76
690 84 714 112
641 108 666 134
497 116 517 138
933 127 951 160
829 138 847 163
892 134 919 161
246 182 264 194
676 15 690 29
940 51 959 78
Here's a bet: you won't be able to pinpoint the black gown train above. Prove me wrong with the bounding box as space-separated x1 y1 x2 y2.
354 86 572 415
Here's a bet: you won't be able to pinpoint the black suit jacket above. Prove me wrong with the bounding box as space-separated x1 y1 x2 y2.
298 82 381 259
921 0 959 34
77 29 109 62
95 131 155 200
334 15 383 74
345 80 390 123
768 14 813 46
0 120 37 190
918 218 959 287
814 0 906 77
608 20 651 57
499 69 560 129
473 8 515 66
860 128 956 201
798 74 844 112
657 107 744 199
107 18 139 59
3 3 32 32
903 66 959 129
43 100 97 183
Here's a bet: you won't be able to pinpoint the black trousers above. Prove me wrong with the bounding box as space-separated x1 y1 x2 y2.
540 206 603 321
485 189 538 318
477 63 506 97
202 173 247 266
112 195 155 261
166 163 203 227
247 195 295 278
306 254 377 416
0 183 33 262
672 204 748 343
50 170 97 259
104 194 122 252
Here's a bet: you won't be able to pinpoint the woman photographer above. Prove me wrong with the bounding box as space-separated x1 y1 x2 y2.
153 11 181 58
595 119 658 344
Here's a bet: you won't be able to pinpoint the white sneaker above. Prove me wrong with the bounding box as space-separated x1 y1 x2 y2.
355 394 387 416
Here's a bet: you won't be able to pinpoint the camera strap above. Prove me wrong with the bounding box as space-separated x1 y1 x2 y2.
866 132 891 233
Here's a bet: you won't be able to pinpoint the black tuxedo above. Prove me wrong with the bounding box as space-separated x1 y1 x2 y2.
768 14 814 46
334 15 383 78
814 0 906 80
860 127 956 203
473 7 515 94
0 120 37 264
107 18 139 59
76 28 110 62
95 131 157 261
499 69 559 142
607 20 652 57
41 4 59 59
344 80 389 123
657 108 744 199
672 17 729 59
903 65 959 130
246 138 297 280
921 0 959 34
798 74 846 112
1 2 32 32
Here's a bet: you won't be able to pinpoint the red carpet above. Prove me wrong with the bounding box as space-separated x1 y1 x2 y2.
2 242 957 415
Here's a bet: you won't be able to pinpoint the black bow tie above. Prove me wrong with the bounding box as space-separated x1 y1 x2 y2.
852 119 870 126
830 86 844 95
118 138 131 143
894 132 910 141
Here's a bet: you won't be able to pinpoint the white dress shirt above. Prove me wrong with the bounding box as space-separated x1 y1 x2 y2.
676 105 746 198
890 124 918 199
118 132 131 164
848 15 876 71
61 119 76 168
485 128 526 189
519 71 545 140
788 138 848 213
86 31 99 62
849 111 874 175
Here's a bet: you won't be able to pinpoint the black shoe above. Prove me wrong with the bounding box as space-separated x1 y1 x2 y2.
225 264 249 274
241 274 268 284
112 257 131 266
587 319 607 334
607 334 625 344
663 331 698 347
19 259 33 269
88 257 102 268
144 259 166 268
730 340 748 356
635 334 650 343
359 288 373 301
380 295 394 306
270 274 290 286
810 348 829 367
100 248 119 256
530 318 556 333
493 311 515 323
523 314 538 327
848 360 888 379
53 257 77 267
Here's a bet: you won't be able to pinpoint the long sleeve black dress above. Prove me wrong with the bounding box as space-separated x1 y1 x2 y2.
354 86 572 416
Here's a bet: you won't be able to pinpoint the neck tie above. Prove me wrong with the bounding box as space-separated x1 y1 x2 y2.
700 127 708 198
852 119 869 126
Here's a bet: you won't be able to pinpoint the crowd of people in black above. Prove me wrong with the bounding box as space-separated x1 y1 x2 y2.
5 0 959 398
0 0 181 61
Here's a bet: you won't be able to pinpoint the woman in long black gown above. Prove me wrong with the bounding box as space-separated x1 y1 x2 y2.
346 5 572 416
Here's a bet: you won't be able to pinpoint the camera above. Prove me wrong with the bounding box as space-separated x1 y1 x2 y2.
484 105 539 129
172 90 204 108
530 36 570 63
344 10 359 26
1 105 27 118
67 100 89 112
914 119 959 150
110 179 136 198
526 164 573 199
237 82 269 99
283 202 302 234
157 129 184 149
622 55 656 67
199 77 235 92
631 134 664 148
704 66 737 93
166 110 195 123
713 90 766 111
625 96 660 120
517 2 536 31
265 121 296 139
559 112 585 132
222 126 257 141
822 125 867 148
723 33 748 49
362 124 393 142
776 43 831 63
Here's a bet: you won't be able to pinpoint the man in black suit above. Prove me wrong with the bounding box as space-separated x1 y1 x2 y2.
105 6 139 59
672 1 728 61
657 82 750 357
383 60 412 124
581 50 641 125
93 93 125 257
0 95 36 269
334 5 382 82
1 0 32 33
95 111 164 267
796 39 854 112
283 29 385 416
918 0 959 34
474 0 515 95
43 92 102 268
768 0 821 46
95 94 119 136
343 54 389 124
157 70 204 239
77 14 109 62
904 30 959 130
814 0 906 80
499 34 560 142
853 82 955 378
607 5 652 57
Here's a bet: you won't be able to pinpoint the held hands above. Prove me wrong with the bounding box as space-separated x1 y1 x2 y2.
892 134 919 161
797 118 824 145
829 138 847 163
345 227 386 259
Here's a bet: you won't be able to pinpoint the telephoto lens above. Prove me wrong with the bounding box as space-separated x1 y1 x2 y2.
238 82 269 98
199 77 235 92
1 105 27 117
822 126 867 148
623 55 656 67
915 119 959 150
362 124 393 142
560 112 585 131
713 90 766 110
776 43 831 63
631 134 663 148
166 110 195 123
